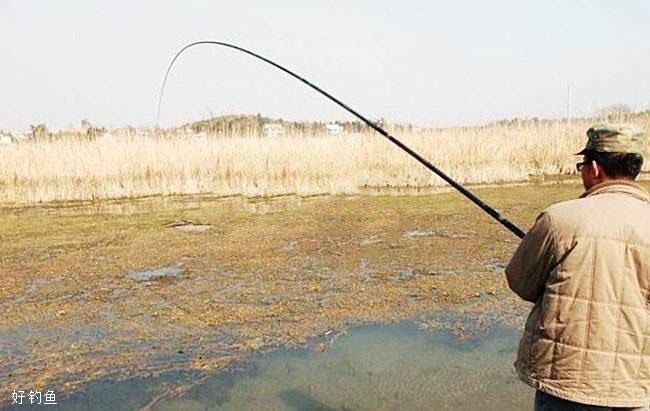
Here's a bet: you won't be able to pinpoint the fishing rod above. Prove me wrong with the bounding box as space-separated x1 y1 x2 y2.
157 41 526 239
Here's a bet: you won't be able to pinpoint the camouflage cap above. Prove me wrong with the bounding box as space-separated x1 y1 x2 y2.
577 123 646 155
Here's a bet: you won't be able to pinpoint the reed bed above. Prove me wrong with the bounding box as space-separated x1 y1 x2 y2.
1 116 648 205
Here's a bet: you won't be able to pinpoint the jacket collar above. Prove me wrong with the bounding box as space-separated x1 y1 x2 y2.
580 180 650 203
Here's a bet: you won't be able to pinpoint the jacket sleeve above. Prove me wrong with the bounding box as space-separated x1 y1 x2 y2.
505 211 557 303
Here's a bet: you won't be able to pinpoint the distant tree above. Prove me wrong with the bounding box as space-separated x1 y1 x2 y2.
86 126 106 139
30 124 49 140
597 104 632 117
73 119 105 140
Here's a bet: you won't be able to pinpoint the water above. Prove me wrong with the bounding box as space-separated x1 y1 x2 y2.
6 320 532 411
127 266 184 282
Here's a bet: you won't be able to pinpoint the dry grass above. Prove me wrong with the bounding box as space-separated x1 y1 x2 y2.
1 116 648 205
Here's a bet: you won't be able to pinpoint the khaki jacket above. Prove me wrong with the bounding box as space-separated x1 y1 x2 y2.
506 181 650 407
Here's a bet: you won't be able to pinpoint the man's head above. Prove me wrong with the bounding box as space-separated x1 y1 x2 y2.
576 124 646 190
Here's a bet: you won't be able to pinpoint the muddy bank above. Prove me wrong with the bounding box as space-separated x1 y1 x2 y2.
2 181 646 399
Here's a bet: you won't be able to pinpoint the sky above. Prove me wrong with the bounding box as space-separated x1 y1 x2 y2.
1 0 649 132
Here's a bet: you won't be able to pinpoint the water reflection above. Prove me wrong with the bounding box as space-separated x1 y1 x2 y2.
24 320 529 411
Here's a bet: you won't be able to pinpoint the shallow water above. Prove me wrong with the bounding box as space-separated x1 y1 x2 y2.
127 266 185 282
13 319 532 411
5 187 575 409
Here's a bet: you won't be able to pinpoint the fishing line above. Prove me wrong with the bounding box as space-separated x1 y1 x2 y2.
156 41 526 239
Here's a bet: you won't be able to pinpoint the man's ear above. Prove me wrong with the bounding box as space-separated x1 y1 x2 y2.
591 160 607 179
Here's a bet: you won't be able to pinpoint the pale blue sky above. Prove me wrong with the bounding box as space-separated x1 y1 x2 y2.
1 0 649 131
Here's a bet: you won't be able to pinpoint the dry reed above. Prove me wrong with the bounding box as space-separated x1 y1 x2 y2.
1 116 648 205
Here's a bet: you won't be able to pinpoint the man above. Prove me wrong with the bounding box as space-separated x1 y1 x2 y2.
506 124 650 410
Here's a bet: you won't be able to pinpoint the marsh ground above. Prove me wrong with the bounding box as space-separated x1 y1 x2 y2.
3 180 648 402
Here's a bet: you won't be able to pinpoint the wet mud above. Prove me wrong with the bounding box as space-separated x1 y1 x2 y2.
2 181 646 403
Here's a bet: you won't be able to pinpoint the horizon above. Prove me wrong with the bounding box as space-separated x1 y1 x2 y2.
6 107 647 135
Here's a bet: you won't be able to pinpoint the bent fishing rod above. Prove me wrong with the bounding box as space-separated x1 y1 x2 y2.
157 41 526 239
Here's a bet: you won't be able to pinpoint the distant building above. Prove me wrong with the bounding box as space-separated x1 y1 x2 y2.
0 131 17 145
262 123 284 137
325 123 343 135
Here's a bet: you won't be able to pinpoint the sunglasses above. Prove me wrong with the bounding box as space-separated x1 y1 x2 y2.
576 161 589 172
